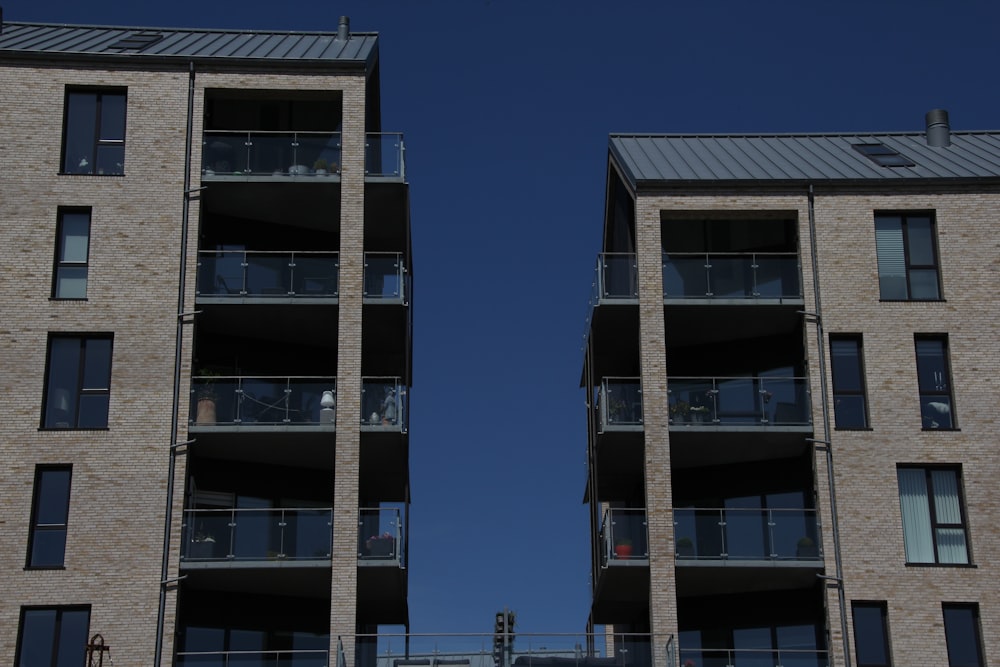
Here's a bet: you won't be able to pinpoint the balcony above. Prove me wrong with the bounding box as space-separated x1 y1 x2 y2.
673 507 822 596
360 378 407 432
592 508 649 625
190 376 337 430
668 376 811 429
364 253 409 304
181 507 332 565
678 648 829 667
662 252 802 303
201 131 405 181
598 378 643 432
196 251 339 303
175 650 329 667
591 253 638 304
357 507 407 625
592 378 644 501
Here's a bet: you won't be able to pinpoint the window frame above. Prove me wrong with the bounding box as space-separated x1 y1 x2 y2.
60 87 127 176
874 211 943 301
830 334 870 429
15 605 91 667
897 465 971 566
26 465 73 569
942 603 985 667
41 333 114 430
915 334 956 430
852 601 892 667
51 207 92 300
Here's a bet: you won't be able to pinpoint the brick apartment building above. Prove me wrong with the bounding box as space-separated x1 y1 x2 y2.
0 16 411 667
582 112 998 667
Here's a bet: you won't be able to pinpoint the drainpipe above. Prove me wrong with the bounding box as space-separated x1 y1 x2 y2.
806 184 851 667
154 60 197 667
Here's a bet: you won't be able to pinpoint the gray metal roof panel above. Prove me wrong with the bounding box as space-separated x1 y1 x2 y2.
610 131 1000 186
0 22 376 65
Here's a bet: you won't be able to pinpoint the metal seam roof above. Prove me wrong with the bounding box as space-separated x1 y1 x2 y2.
0 21 377 65
610 131 1000 185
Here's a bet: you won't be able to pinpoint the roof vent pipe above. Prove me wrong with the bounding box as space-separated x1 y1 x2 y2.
926 109 951 147
337 16 350 41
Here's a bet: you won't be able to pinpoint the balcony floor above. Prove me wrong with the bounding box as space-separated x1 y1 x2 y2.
675 559 823 597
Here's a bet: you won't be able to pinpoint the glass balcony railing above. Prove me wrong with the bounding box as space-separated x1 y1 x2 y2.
678 648 829 667
363 252 408 301
361 378 407 431
600 508 648 565
668 376 811 426
365 132 406 178
176 650 330 667
592 252 638 301
598 377 643 429
181 507 332 562
662 252 801 299
358 507 404 563
196 251 339 298
673 508 822 562
202 130 343 177
190 376 336 426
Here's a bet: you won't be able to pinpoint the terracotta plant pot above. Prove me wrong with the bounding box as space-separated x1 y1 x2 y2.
614 544 633 559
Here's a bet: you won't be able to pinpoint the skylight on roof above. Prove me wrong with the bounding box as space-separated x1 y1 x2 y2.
853 143 915 167
107 32 164 51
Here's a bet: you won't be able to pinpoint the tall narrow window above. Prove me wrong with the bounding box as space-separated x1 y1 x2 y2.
915 335 955 429
27 466 72 568
15 606 90 667
42 334 113 429
874 212 941 300
943 604 984 667
61 88 126 175
897 466 969 564
852 602 892 667
830 335 868 428
52 209 91 299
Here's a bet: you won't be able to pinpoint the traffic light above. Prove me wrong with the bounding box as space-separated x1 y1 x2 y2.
493 609 515 661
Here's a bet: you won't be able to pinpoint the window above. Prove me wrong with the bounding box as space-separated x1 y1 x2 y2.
52 209 91 299
61 88 126 175
830 335 869 428
15 606 90 667
27 466 72 568
915 335 955 429
897 466 969 564
853 143 916 167
852 602 891 667
943 604 984 667
874 212 941 300
42 335 113 429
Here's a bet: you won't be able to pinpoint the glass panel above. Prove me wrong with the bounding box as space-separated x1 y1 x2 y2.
830 339 863 392
294 255 339 295
182 626 226 652
19 610 57 666
199 251 245 295
833 395 867 429
46 338 81 427
724 500 766 559
82 338 112 389
600 254 637 298
915 339 948 390
603 380 642 425
935 527 969 564
245 253 292 295
909 268 940 299
905 217 935 265
253 133 298 174
95 143 125 175
708 256 754 297
240 378 290 424
662 254 708 297
60 214 90 262
897 469 934 563
77 394 110 428
203 133 247 174
64 93 98 173
56 267 88 299
920 395 952 429
874 216 906 299
756 255 800 297
55 609 90 667
364 256 402 298
290 509 331 559
37 469 71 524
943 606 983 667
186 512 230 559
733 628 772 667
31 530 68 566
233 507 276 560
716 378 757 424
361 380 402 426
852 604 889 666
98 93 126 141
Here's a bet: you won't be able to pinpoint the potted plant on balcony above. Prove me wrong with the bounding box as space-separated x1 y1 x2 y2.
313 158 329 176
796 536 819 558
670 400 690 423
676 536 695 558
189 529 216 559
195 368 221 424
364 531 396 559
613 538 633 559
607 396 628 424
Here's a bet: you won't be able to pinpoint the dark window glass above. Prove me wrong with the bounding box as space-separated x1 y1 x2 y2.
16 607 90 667
915 336 955 429
943 604 984 667
853 602 891 667
897 466 969 564
28 466 72 568
874 213 941 300
43 335 113 429
61 89 126 175
853 143 916 167
831 335 868 428
53 209 91 299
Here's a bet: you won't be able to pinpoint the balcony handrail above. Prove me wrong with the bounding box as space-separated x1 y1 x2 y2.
198 249 340 256
673 507 823 561
674 506 819 515
669 374 806 381
192 374 337 380
196 251 340 298
662 250 799 257
667 375 811 426
678 647 831 665
185 506 333 515
204 129 341 137
189 376 337 426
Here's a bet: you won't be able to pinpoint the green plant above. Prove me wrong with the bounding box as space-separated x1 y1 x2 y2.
196 368 222 399
615 537 632 547
797 536 815 548
676 536 693 547
313 158 328 171
670 400 690 416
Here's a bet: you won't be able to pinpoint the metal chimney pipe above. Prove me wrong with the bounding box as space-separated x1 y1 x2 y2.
337 16 350 41
926 109 951 147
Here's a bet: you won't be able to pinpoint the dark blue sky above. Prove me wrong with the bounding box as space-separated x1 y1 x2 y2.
7 0 1000 638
